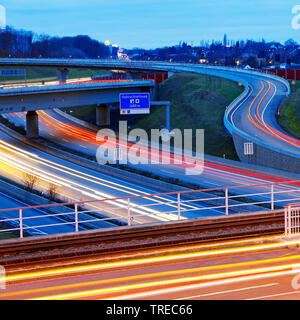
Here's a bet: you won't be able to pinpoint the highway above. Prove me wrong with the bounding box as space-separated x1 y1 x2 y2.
0 59 298 233
4 106 300 211
2 236 300 300
0 124 230 232
225 73 295 153
0 191 79 236
0 76 92 89
0 59 294 181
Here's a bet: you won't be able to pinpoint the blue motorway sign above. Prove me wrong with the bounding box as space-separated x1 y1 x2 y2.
120 93 150 115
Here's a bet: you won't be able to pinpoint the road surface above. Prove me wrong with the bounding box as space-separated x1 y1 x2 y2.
2 237 300 300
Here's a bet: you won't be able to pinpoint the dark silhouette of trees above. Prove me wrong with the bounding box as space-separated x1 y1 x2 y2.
0 27 33 57
0 27 111 59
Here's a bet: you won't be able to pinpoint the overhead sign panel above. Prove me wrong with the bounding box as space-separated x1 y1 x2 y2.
120 93 150 115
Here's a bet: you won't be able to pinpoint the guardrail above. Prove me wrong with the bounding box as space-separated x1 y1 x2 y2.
285 202 300 238
0 58 290 88
0 79 155 96
0 78 142 90
1 179 300 239
223 82 250 135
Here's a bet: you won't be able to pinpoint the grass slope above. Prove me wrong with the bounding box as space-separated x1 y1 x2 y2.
0 232 16 240
278 81 300 139
134 73 243 160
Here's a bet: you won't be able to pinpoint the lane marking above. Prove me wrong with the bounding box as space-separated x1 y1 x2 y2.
247 290 300 300
176 283 279 299
101 269 300 301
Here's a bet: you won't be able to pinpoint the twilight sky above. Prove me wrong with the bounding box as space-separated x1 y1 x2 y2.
1 0 300 49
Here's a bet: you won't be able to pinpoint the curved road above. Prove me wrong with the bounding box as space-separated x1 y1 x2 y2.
0 59 299 233
0 58 294 167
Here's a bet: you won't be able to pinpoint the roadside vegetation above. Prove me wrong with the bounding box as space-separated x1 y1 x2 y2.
277 81 300 139
65 73 243 160
134 73 243 160
0 231 16 240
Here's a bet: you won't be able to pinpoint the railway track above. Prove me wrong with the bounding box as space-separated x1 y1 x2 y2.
0 210 284 269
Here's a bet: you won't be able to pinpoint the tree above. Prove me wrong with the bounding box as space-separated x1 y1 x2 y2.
285 39 298 47
48 183 58 201
22 172 39 192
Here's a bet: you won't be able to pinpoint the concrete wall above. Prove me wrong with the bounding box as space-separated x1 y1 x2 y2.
232 129 300 174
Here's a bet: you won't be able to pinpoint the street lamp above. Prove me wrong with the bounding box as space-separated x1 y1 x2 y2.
291 80 296 93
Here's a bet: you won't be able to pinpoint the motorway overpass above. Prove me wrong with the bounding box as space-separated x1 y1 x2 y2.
0 80 154 115
0 58 299 229
0 79 154 137
0 58 293 172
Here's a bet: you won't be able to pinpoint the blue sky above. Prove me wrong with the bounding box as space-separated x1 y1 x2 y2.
1 0 300 49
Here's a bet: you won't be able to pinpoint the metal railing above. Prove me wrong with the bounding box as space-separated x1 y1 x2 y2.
0 179 300 239
0 79 154 95
285 202 300 238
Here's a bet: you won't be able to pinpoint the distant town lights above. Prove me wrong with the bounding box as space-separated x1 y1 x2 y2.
105 40 111 46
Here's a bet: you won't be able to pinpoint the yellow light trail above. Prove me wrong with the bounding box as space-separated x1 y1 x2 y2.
0 138 193 221
1 250 300 299
34 261 300 300
5 236 300 284
0 137 197 213
17 111 198 212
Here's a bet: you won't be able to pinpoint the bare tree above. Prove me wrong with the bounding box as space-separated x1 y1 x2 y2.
48 183 58 201
22 172 39 192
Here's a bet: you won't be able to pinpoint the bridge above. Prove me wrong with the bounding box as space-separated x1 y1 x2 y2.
0 58 299 238
0 79 154 137
0 59 290 165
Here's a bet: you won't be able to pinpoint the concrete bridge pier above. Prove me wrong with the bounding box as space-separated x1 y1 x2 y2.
57 68 69 84
96 104 110 126
26 111 39 138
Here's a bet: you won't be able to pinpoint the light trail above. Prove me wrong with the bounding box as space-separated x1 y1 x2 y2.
8 109 292 187
2 247 299 299
105 267 298 301
247 80 300 148
0 250 292 299
2 118 198 213
32 260 300 300
0 138 196 222
6 236 300 284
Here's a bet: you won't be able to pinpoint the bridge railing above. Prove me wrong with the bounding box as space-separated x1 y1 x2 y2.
0 179 299 239
285 202 300 238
